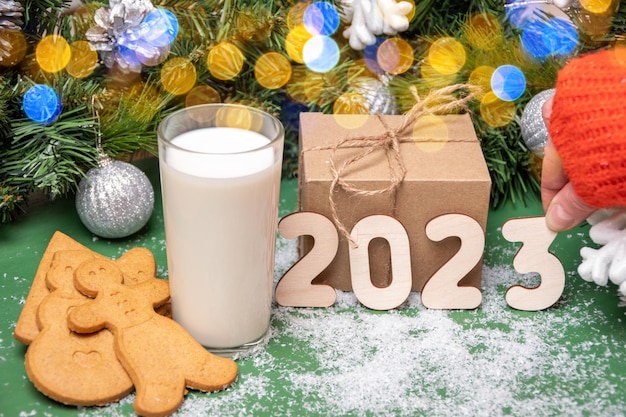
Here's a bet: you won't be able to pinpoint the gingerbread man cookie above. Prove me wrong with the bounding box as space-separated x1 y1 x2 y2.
68 258 238 417
24 247 167 406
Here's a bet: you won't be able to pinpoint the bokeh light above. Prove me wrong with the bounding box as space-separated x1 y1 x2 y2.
521 18 578 60
141 8 179 48
23 84 62 124
580 0 612 14
377 38 413 75
428 37 466 75
505 0 570 29
333 92 369 114
185 85 221 107
287 1 311 28
303 35 340 73
480 91 516 127
363 37 385 73
491 65 526 101
412 115 449 153
116 8 178 69
36 35 71 73
468 65 495 101
420 61 458 88
286 24 313 64
0 30 27 67
464 13 502 51
66 41 98 78
160 57 196 95
207 42 245 80
303 1 340 36
215 105 263 132
255 52 292 89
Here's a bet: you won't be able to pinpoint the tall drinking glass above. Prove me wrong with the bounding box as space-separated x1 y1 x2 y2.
157 104 283 357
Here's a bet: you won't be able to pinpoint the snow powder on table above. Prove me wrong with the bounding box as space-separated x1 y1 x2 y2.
79 236 626 417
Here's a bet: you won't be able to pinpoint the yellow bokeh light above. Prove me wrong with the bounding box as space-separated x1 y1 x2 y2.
0 30 27 67
479 91 516 127
207 42 244 81
428 37 466 75
288 2 311 29
421 60 458 88
468 65 495 101
161 57 197 95
215 105 263 132
333 92 369 114
36 35 71 73
464 13 502 51
255 52 292 89
286 24 313 64
580 0 612 14
66 40 98 78
412 115 449 153
185 85 221 107
378 38 414 75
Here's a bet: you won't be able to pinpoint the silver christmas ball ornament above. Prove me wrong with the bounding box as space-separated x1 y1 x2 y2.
352 76 399 115
520 88 555 157
76 156 154 238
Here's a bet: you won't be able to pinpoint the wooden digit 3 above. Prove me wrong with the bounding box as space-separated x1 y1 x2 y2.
501 216 565 311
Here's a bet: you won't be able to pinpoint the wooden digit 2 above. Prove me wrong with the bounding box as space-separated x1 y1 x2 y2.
421 214 484 309
275 212 337 307
349 215 412 310
501 216 565 311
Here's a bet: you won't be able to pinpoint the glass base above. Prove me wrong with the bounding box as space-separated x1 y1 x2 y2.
203 330 271 359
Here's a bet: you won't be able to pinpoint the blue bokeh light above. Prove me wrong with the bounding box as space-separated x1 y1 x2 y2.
116 7 179 68
142 8 179 47
23 84 62 124
363 37 385 73
521 18 578 60
491 65 526 101
303 2 340 36
303 35 340 73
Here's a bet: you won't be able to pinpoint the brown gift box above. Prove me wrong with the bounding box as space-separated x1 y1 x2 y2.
298 112 491 292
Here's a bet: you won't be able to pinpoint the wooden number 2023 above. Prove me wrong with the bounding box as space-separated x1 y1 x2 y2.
275 212 565 311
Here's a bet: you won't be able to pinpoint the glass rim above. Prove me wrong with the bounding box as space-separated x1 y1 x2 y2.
157 103 284 156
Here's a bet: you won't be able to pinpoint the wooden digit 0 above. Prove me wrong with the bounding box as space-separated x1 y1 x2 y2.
501 216 565 311
421 214 484 310
275 212 337 307
349 215 412 310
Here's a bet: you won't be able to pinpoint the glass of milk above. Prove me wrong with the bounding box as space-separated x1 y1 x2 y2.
157 104 283 357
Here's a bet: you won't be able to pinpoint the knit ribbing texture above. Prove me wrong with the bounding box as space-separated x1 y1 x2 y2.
549 48 626 208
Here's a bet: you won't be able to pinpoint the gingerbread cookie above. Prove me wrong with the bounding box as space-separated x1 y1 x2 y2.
25 292 134 405
69 258 238 417
23 244 168 406
14 231 93 344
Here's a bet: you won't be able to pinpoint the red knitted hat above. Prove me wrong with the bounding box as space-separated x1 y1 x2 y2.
548 48 626 208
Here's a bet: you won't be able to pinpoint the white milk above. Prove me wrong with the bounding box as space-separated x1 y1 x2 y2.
160 127 281 349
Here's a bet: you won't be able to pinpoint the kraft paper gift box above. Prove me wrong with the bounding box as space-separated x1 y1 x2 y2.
298 112 492 292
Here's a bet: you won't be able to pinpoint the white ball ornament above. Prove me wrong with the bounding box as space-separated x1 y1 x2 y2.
76 155 154 238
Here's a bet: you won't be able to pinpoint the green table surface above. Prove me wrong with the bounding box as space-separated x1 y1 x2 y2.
1 158 625 417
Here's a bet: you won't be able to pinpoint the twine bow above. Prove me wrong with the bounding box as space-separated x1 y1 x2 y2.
308 83 481 247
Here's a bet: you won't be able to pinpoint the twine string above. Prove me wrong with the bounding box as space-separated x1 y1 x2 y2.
305 83 480 247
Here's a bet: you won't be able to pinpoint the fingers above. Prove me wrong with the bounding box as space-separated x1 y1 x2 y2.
540 96 596 231
545 183 597 232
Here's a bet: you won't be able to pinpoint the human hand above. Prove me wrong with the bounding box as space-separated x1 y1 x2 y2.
540 97 596 231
